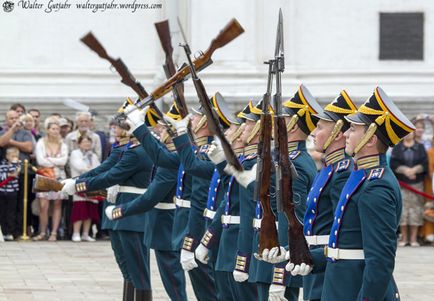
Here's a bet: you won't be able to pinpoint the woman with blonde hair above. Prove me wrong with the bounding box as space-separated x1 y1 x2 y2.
33 117 68 241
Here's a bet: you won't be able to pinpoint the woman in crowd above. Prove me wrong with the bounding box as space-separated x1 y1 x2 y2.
391 130 428 247
33 117 68 241
69 135 100 242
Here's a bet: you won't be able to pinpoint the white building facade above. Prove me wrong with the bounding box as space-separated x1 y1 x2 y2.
1 0 433 123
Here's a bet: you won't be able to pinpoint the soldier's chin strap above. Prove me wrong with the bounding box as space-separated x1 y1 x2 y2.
352 123 377 157
286 114 299 133
247 120 261 144
322 119 344 152
193 115 207 134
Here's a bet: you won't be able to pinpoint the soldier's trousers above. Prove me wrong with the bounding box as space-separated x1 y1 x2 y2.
188 261 217 301
119 230 150 290
256 282 270 301
109 230 131 282
284 287 299 301
154 249 187 301
216 271 258 300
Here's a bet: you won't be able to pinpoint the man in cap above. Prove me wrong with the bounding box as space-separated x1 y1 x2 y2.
286 87 414 301
61 116 154 300
195 102 259 299
105 104 187 301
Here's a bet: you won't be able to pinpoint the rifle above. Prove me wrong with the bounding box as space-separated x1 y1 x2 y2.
154 20 188 118
80 32 172 133
33 175 107 200
155 19 195 143
273 9 312 266
119 18 244 117
256 59 280 255
178 18 243 171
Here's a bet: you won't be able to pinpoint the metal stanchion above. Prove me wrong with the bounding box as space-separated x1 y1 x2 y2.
19 159 30 241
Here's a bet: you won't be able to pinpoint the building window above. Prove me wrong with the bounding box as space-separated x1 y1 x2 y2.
379 12 424 60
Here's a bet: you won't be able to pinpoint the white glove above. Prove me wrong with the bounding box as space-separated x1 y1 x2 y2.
180 249 198 271
285 261 313 276
194 244 210 264
233 270 249 282
268 284 288 301
207 140 225 165
125 105 148 132
224 163 257 188
257 246 288 264
105 205 115 220
61 178 77 195
164 114 191 136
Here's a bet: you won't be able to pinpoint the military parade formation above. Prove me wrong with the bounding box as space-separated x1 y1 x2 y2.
49 10 415 301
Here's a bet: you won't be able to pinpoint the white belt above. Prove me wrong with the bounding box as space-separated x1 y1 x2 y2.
253 218 278 230
325 246 365 260
118 186 147 195
221 215 240 224
305 235 330 246
203 208 216 219
174 197 191 208
154 202 176 210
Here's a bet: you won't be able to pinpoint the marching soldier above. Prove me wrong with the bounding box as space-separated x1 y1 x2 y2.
164 92 239 300
61 128 154 300
274 87 413 301
77 121 134 300
105 106 187 301
119 103 216 301
300 90 357 301
195 102 259 300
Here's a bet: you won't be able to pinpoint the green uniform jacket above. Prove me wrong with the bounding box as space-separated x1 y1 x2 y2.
311 154 401 301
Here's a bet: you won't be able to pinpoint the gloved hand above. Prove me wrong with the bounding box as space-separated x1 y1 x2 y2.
285 261 313 276
224 163 257 188
256 246 288 264
125 105 148 132
268 284 288 301
194 244 210 264
180 249 198 271
61 178 77 195
207 139 225 165
105 205 115 220
164 114 191 136
233 270 249 282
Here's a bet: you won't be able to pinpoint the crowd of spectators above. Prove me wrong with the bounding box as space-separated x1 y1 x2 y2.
0 103 117 242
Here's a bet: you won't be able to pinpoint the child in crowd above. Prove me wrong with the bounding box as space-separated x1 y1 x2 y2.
0 147 21 241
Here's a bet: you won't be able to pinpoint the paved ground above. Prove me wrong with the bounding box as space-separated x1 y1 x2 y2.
0 241 433 301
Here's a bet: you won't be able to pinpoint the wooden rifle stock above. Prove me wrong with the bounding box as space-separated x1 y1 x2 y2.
144 18 244 107
33 175 63 192
256 61 279 255
155 19 189 118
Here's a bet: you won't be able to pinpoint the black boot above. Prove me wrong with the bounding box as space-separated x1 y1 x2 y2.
134 288 152 301
125 281 134 301
122 281 127 301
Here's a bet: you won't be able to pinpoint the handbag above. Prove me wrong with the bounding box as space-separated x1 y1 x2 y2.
36 167 56 179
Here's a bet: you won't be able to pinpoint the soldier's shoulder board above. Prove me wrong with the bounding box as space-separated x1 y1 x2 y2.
199 144 210 154
244 153 258 160
336 159 350 172
367 168 385 181
289 151 301 160
128 143 140 149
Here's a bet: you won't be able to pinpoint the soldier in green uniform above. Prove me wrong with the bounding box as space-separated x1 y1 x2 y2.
105 106 187 301
77 122 134 300
195 102 259 300
61 131 154 300
164 92 240 301
262 90 358 301
282 87 414 301
119 103 216 301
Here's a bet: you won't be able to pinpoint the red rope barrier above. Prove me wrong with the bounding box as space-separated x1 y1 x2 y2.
0 176 15 188
398 180 434 201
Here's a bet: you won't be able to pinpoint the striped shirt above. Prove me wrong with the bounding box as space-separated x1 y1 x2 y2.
0 159 19 193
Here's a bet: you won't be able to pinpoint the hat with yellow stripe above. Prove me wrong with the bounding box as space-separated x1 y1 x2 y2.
144 105 161 127
345 87 415 151
283 84 323 135
157 102 182 127
192 92 237 130
236 101 254 124
243 99 265 122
